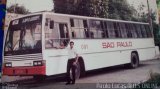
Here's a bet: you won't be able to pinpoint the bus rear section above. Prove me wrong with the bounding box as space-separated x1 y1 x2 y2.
3 14 46 76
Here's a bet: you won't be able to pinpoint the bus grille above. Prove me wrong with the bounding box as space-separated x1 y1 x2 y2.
4 53 43 61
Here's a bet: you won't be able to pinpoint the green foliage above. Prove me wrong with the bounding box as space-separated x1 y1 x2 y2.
149 12 160 46
153 23 160 46
157 0 160 7
108 0 136 20
7 4 30 14
53 0 109 18
53 0 136 20
138 12 157 23
77 0 109 18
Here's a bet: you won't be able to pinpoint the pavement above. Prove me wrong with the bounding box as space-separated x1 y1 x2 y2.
1 59 160 89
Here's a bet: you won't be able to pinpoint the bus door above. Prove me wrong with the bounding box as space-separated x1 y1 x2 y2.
45 21 70 49
58 23 70 47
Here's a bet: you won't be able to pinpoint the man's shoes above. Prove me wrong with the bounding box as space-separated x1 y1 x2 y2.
71 82 75 84
65 82 71 85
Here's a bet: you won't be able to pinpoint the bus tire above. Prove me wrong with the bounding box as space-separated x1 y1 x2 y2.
68 57 85 80
75 61 81 79
78 57 86 78
130 52 139 69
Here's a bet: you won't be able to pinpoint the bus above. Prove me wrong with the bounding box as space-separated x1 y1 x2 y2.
3 12 160 80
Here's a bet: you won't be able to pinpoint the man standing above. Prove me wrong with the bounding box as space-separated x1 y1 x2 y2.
66 41 79 85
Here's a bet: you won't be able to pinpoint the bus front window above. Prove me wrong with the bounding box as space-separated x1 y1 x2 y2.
5 15 42 55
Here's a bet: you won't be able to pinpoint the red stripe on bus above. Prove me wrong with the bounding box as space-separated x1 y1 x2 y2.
3 66 46 76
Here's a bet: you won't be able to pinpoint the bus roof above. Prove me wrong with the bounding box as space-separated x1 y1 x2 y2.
11 11 149 25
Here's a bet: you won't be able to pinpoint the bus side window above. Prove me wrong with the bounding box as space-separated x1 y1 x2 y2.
45 18 49 26
131 24 138 38
59 24 69 38
91 32 94 38
117 23 122 38
70 18 85 39
104 21 109 38
96 21 103 38
74 19 83 38
125 23 132 38
83 20 90 38
140 25 147 38
113 22 121 38
89 20 97 39
59 24 69 46
72 30 76 38
50 20 54 29
100 21 106 38
132 24 137 38
70 19 74 27
140 25 144 38
107 21 115 38
145 25 152 37
135 24 142 38
45 22 61 49
119 23 127 38
79 19 86 38
135 24 141 38
70 18 76 38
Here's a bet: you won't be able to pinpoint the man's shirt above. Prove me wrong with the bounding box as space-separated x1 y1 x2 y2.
68 48 78 59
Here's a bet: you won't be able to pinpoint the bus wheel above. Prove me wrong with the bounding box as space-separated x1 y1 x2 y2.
33 75 46 81
130 52 139 69
70 61 81 80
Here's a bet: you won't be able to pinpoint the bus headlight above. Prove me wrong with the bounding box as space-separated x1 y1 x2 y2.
33 61 45 66
5 62 12 67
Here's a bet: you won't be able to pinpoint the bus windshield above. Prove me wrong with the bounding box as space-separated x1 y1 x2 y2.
5 15 42 55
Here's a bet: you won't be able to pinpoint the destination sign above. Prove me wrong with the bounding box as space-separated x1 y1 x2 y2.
11 14 42 25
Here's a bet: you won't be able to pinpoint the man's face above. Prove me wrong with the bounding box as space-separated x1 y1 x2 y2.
70 43 74 48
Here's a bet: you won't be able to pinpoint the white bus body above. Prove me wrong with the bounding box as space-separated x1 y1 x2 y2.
3 12 159 77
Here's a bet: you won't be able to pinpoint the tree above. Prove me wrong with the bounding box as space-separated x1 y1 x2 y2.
156 0 160 24
53 0 136 20
53 0 109 18
153 1 160 46
76 0 109 18
7 4 30 14
107 0 136 20
157 0 160 5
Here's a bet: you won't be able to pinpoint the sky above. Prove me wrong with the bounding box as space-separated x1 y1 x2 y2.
6 0 53 12
127 0 157 12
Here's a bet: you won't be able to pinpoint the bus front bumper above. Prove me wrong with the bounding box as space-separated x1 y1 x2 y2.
3 66 46 76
